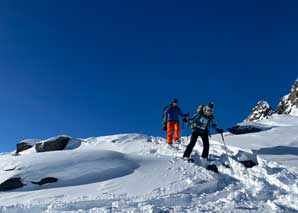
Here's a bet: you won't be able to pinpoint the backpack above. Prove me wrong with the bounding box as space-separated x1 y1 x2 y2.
197 104 205 113
162 105 171 131
190 104 206 129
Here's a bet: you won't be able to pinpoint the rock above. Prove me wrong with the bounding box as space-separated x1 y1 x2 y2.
15 139 40 154
228 124 272 135
4 167 17 171
235 150 258 168
244 101 275 122
31 177 58 186
35 135 70 152
277 79 298 115
16 142 33 154
207 165 219 173
239 160 258 168
0 177 24 191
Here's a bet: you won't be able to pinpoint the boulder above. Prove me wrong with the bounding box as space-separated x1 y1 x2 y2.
16 142 33 154
235 150 258 168
35 135 70 152
240 160 258 168
0 177 24 191
277 79 298 115
228 125 272 135
31 177 58 186
207 165 219 173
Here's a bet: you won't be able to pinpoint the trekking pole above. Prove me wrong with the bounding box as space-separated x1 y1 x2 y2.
176 121 185 157
220 133 234 172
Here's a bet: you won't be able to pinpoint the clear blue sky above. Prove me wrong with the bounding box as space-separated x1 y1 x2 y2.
0 0 297 152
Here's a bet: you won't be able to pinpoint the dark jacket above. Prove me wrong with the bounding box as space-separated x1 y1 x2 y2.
164 105 187 122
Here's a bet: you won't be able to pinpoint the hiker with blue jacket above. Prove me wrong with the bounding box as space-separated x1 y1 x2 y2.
183 102 223 160
163 99 189 146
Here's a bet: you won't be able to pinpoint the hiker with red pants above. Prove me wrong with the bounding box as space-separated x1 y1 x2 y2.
163 99 189 147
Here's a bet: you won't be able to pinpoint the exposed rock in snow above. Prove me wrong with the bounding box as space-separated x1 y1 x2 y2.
228 123 272 135
278 79 298 116
16 139 40 154
244 101 275 122
31 177 58 186
0 178 24 191
35 135 71 152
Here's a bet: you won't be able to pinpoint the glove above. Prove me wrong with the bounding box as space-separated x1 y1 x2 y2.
163 122 167 131
216 128 223 134
183 118 188 123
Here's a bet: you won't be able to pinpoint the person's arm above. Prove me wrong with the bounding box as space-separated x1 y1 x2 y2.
211 116 223 133
184 113 198 125
178 107 189 117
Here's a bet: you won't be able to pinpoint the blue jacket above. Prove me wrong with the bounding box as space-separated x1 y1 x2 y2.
164 105 187 122
187 111 217 132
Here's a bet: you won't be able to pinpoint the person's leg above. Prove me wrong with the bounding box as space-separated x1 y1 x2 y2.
201 132 210 159
183 131 199 158
167 122 174 144
173 121 181 142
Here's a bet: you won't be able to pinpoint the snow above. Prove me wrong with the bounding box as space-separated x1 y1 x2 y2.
1 115 298 212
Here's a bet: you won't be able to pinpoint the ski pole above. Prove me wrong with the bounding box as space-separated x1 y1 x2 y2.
176 120 185 157
220 133 234 172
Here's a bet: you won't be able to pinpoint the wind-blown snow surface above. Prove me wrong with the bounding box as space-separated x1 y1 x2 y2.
220 114 298 168
1 116 298 212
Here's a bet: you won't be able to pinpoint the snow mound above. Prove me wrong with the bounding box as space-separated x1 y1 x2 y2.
0 148 139 191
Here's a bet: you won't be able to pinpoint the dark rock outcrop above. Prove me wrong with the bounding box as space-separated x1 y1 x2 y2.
16 142 33 154
240 160 258 168
31 177 58 186
0 177 24 191
277 79 298 115
207 165 219 173
35 135 70 152
228 124 272 135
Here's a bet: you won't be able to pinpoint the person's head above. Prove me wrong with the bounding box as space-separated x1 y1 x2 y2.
203 102 214 116
172 98 179 106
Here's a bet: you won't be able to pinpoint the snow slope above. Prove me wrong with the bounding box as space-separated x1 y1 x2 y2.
0 117 298 212
219 114 298 168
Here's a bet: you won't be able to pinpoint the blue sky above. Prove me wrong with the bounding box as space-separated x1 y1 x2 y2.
0 0 297 152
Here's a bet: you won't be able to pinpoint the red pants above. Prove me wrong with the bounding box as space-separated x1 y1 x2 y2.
167 121 180 144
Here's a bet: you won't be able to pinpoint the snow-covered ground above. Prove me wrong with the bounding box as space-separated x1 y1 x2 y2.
218 114 298 168
0 115 298 212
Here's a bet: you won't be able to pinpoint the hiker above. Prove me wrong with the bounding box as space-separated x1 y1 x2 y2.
183 102 223 160
163 99 189 146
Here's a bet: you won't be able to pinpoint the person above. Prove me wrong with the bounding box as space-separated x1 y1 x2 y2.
163 99 189 146
183 102 223 160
